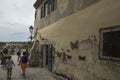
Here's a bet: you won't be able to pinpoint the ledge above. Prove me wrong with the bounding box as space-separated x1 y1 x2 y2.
33 0 44 9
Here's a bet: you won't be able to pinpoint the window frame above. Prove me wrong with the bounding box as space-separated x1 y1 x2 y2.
51 0 57 12
40 0 57 19
41 6 45 18
44 1 49 16
99 26 120 61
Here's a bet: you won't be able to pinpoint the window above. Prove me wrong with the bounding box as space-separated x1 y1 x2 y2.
41 0 57 19
41 6 45 18
44 1 49 16
51 0 57 12
100 26 120 60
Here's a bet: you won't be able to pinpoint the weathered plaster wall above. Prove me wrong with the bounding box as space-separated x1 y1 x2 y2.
34 0 100 29
35 0 120 80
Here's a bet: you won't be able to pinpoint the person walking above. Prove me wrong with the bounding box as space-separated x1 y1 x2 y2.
6 56 15 80
1 51 6 69
16 49 21 61
18 52 28 78
2 48 8 69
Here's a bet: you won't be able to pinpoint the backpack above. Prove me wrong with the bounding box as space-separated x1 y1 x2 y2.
22 56 28 63
6 59 13 68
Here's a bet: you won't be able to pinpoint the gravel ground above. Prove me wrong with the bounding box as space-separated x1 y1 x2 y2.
0 55 57 80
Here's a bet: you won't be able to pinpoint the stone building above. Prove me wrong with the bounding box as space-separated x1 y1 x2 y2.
30 0 120 80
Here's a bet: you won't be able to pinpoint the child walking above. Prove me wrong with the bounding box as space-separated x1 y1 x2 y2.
6 56 15 80
18 52 28 78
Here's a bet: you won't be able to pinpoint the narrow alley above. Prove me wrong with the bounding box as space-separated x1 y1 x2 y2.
0 55 57 80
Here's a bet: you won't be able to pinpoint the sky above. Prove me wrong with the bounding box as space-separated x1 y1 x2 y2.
0 0 35 42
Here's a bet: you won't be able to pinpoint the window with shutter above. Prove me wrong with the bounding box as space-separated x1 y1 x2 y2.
100 26 120 60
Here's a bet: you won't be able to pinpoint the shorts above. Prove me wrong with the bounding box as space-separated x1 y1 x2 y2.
7 68 12 71
21 63 27 69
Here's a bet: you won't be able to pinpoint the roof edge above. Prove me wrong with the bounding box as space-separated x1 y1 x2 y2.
33 0 44 9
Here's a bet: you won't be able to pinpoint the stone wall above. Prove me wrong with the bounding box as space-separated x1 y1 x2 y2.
29 40 40 67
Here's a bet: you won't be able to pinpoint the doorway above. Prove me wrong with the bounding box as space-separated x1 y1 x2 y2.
40 44 53 72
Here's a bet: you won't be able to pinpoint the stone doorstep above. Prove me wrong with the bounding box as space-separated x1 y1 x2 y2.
52 71 74 80
52 74 68 80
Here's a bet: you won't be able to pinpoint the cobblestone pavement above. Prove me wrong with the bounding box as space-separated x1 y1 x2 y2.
0 55 57 80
